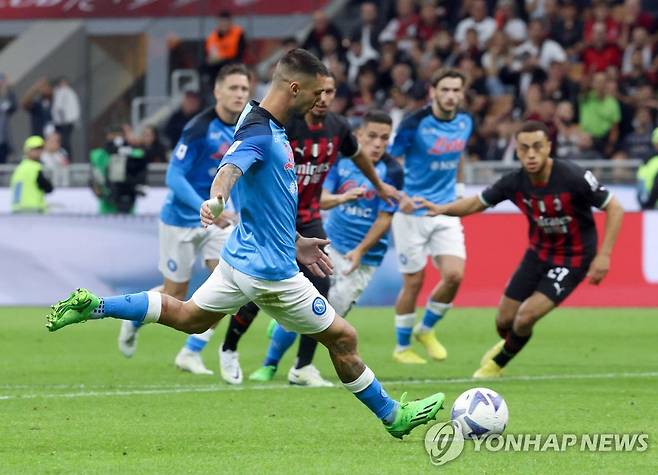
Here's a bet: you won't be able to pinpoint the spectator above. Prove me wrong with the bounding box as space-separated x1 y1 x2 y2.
614 107 655 162
10 135 53 213
346 34 379 84
379 0 419 48
494 0 528 45
204 10 246 82
542 61 579 105
141 125 167 163
622 26 653 75
51 76 80 158
40 131 69 187
390 62 415 94
636 127 658 209
619 50 656 105
481 31 513 96
553 100 599 160
526 0 549 20
302 10 344 58
318 33 346 69
455 0 496 48
579 71 621 156
349 1 383 60
513 19 566 71
581 21 623 73
348 66 383 119
584 0 621 44
526 97 558 144
428 30 458 66
415 0 443 43
550 0 584 59
456 28 484 64
21 77 53 137
619 0 655 44
0 72 17 164
164 89 202 147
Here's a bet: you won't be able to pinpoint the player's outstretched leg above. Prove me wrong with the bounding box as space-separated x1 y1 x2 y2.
47 288 222 336
175 328 215 376
248 323 297 382
313 315 445 439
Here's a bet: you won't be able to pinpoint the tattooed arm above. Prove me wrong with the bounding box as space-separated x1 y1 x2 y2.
200 164 243 227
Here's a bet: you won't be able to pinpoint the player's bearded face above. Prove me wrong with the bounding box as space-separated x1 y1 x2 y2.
433 77 464 114
358 122 391 161
516 131 551 174
310 77 336 118
215 74 250 115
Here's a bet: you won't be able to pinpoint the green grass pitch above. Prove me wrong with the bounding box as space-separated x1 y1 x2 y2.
1 307 657 474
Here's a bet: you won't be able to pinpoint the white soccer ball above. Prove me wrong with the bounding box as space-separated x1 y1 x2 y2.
451 387 509 439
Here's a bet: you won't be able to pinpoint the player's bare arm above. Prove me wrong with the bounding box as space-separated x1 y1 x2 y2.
200 163 243 226
352 150 399 205
587 196 624 285
319 187 366 210
344 212 394 274
415 195 487 217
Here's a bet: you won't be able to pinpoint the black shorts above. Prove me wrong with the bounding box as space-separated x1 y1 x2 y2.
295 219 330 297
504 250 592 305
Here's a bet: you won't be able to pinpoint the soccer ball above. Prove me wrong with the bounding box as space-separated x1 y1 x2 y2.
451 387 508 438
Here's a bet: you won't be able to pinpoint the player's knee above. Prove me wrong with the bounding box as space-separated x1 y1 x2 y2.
514 309 539 333
442 269 464 288
330 322 358 356
402 273 424 295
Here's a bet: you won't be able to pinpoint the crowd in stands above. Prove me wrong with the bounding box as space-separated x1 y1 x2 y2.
296 0 658 163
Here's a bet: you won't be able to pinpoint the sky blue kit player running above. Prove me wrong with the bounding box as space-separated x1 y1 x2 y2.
390 68 473 365
252 110 403 380
46 49 445 439
117 64 250 375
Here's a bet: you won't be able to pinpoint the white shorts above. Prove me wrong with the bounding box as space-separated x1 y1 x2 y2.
159 221 233 283
192 259 335 334
391 212 466 274
326 247 377 317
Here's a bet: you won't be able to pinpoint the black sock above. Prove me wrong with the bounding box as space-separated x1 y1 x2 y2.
222 303 259 352
496 323 510 339
295 335 319 369
493 330 531 368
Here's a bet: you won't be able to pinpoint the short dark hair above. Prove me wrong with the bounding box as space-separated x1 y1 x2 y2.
515 120 551 139
274 48 329 81
217 10 231 19
362 109 393 127
430 68 467 88
215 63 250 84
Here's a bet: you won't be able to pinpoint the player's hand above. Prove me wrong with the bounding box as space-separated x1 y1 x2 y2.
344 249 363 275
214 210 237 229
399 194 416 213
376 182 400 206
587 254 610 285
340 186 366 204
296 237 334 277
200 196 224 228
412 197 444 216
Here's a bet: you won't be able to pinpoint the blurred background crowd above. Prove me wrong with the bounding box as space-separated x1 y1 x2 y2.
1 0 658 198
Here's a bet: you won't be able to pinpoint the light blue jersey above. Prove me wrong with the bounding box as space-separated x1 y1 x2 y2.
160 107 236 227
390 107 473 215
323 154 404 266
220 101 299 281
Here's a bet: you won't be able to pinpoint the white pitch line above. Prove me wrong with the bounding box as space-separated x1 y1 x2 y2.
1 371 657 402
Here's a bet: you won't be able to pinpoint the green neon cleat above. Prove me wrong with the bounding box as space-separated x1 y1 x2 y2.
248 365 277 382
46 288 100 332
385 391 445 440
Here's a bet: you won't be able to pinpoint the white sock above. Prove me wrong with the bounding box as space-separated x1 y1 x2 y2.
194 327 215 342
142 291 162 323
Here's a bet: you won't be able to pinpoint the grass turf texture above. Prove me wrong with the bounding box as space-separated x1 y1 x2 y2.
1 307 656 474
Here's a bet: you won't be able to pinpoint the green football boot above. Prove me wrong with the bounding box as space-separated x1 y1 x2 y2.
46 288 101 332
385 391 445 439
248 365 277 382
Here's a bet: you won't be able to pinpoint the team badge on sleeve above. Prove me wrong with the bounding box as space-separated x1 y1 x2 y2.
174 144 188 160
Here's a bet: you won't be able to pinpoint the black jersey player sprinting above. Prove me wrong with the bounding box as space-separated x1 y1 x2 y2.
218 75 399 385
415 121 624 378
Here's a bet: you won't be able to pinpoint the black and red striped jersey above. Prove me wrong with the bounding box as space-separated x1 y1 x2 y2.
479 159 612 268
285 112 359 225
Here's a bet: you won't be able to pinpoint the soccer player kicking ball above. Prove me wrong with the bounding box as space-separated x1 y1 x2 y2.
250 109 404 380
390 68 473 364
46 49 444 439
416 121 624 378
117 64 250 376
